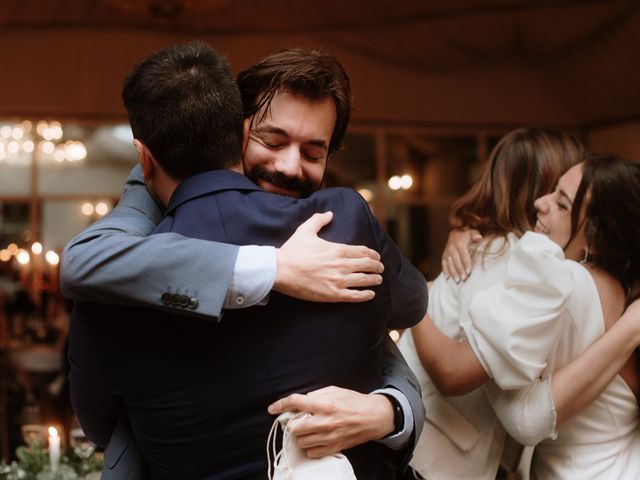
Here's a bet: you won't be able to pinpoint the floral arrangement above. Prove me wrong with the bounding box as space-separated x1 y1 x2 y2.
0 444 102 480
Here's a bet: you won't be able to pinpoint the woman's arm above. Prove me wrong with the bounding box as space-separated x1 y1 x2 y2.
487 298 640 445
551 299 640 424
411 313 489 396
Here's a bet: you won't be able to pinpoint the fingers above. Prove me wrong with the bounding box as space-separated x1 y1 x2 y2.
296 211 333 234
341 244 381 262
332 289 376 303
343 255 384 274
268 393 317 416
304 444 335 458
342 272 383 288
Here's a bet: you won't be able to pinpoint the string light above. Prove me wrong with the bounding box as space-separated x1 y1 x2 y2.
82 201 111 217
16 249 30 265
357 188 374 202
45 250 60 266
387 174 414 191
0 120 86 165
95 202 109 216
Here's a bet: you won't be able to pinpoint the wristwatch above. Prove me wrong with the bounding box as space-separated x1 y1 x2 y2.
381 393 404 437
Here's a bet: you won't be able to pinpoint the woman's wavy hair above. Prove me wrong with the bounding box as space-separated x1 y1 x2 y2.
450 128 584 240
569 154 640 305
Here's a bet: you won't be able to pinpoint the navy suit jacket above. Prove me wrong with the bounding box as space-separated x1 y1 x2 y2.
81 170 427 479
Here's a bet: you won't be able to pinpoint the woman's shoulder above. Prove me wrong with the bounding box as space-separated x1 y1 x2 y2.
580 264 625 332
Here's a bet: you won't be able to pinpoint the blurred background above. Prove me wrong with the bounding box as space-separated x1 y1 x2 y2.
1 0 639 467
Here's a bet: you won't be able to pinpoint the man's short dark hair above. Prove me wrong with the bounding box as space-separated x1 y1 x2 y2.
122 41 243 180
237 48 352 154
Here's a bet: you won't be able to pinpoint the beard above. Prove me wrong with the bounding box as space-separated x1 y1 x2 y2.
245 165 320 198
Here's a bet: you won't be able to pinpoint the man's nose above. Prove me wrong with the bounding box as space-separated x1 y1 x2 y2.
274 147 303 178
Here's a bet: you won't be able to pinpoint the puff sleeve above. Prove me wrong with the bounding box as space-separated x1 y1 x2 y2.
460 232 575 390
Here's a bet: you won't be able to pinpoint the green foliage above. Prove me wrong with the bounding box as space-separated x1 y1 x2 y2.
0 445 102 480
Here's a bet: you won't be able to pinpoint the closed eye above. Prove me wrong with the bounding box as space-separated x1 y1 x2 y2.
250 131 284 149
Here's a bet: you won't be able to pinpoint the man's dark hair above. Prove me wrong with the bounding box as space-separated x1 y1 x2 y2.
122 41 243 180
237 48 352 154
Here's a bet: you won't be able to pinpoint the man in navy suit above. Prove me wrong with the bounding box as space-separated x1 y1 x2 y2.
69 43 427 479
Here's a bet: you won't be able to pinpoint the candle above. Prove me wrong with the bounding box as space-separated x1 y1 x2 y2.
48 426 60 470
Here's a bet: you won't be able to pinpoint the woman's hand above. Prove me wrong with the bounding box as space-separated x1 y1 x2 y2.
441 229 482 282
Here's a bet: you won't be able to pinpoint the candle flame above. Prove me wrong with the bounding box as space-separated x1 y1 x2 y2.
48 426 58 437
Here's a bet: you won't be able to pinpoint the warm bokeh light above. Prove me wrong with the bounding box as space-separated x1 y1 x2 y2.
31 242 43 255
11 126 24 140
49 121 63 140
65 141 87 161
0 250 10 262
81 202 94 216
7 141 19 154
95 202 109 216
388 175 402 190
40 141 55 154
16 249 30 265
400 174 413 190
45 250 60 266
0 125 12 138
388 174 413 191
53 146 67 162
357 188 374 202
23 140 35 153
36 121 48 136
7 243 18 255
48 426 58 438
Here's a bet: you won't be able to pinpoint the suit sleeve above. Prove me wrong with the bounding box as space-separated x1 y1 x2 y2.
60 165 239 320
68 304 122 447
379 336 425 468
363 197 428 329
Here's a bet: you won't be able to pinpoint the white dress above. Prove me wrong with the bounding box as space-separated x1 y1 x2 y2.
464 232 640 479
398 234 557 479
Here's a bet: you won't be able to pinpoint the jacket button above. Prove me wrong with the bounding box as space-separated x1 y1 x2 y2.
178 295 189 307
170 293 181 306
235 295 244 306
188 298 199 309
161 293 172 305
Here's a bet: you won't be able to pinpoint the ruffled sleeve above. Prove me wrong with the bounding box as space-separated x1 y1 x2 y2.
460 232 574 390
484 378 558 446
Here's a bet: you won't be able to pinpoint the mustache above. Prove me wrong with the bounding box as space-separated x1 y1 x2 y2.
247 167 315 198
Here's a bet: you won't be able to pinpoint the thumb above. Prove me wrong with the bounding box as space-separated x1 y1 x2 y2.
296 211 333 234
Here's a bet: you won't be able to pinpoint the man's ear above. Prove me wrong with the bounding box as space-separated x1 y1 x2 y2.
241 118 251 155
133 139 155 184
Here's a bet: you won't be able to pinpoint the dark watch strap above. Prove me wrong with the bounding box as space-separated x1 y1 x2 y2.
381 393 404 437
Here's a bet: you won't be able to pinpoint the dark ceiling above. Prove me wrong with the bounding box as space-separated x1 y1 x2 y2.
1 0 639 127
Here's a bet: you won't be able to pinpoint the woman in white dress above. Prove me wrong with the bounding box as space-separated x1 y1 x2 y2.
398 128 583 479
409 154 640 479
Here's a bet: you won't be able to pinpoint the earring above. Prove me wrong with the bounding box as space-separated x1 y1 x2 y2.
580 247 589 264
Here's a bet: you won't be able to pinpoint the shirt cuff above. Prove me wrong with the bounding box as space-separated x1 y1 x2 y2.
371 387 414 450
224 245 276 309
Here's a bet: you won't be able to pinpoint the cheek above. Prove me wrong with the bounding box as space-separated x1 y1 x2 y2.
301 161 326 185
243 143 272 170
550 213 572 247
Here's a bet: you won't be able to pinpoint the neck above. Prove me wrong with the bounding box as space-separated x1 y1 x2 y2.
152 173 180 208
